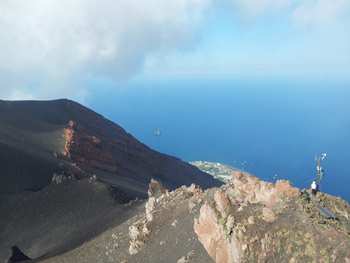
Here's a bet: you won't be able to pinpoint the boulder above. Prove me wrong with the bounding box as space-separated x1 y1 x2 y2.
129 241 139 255
276 180 300 198
263 208 277 222
148 179 167 198
248 216 255 225
52 173 66 184
145 197 156 221
215 191 230 213
129 225 139 240
188 183 196 192
226 215 235 234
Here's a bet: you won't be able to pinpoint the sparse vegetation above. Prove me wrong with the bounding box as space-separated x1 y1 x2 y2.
305 243 314 258
298 190 350 235
257 214 263 219
224 229 232 239
183 191 194 199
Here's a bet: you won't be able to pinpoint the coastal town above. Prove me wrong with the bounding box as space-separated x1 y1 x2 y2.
190 161 241 183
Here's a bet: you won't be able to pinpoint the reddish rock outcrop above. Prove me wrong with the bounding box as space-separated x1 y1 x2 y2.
214 191 230 214
194 202 245 263
276 180 300 198
262 207 277 222
63 120 118 173
228 171 300 207
194 172 303 262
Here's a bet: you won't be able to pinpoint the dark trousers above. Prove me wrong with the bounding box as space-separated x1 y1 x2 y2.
312 189 316 196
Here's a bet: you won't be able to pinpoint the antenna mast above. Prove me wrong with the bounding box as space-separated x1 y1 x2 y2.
315 153 326 190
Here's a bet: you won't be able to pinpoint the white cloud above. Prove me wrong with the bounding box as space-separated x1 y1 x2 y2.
0 0 210 100
292 0 350 26
226 0 350 27
0 0 349 101
8 89 35 101
228 0 291 19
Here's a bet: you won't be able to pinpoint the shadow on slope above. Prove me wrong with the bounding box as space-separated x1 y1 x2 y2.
0 179 143 262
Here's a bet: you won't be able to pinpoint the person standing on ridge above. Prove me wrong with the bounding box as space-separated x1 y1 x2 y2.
311 181 317 196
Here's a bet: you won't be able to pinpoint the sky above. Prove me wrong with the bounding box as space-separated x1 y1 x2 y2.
0 0 350 103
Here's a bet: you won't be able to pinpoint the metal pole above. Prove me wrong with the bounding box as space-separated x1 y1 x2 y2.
316 153 326 190
317 157 321 190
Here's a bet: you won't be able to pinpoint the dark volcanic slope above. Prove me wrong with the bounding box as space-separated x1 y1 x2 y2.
0 179 144 262
0 100 73 194
0 99 222 197
0 99 222 262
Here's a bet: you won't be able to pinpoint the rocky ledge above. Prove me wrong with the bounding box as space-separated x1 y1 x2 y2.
9 171 349 263
123 171 350 262
193 171 350 262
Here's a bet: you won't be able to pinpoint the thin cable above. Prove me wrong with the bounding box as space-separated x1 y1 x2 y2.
306 177 318 183
326 178 341 197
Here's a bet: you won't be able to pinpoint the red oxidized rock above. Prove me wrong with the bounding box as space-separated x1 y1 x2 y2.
263 207 277 222
228 172 301 207
194 202 245 263
215 191 230 213
63 120 118 173
276 180 301 198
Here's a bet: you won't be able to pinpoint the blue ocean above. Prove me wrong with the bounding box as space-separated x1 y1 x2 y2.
89 74 350 203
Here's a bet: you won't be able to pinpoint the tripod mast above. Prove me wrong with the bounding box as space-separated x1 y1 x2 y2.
316 153 326 190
